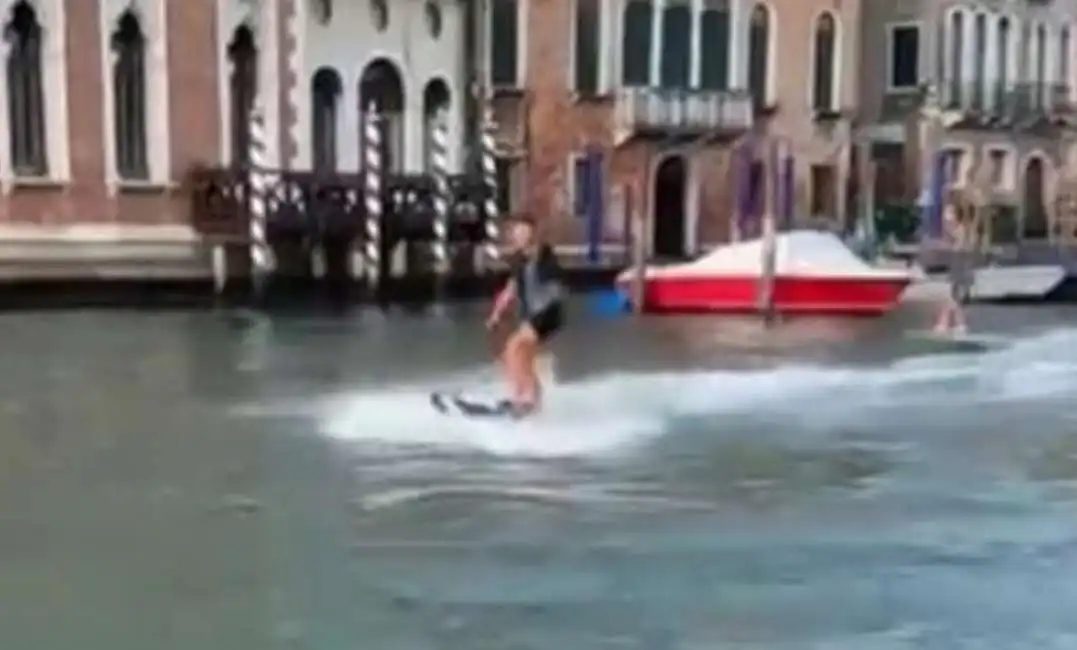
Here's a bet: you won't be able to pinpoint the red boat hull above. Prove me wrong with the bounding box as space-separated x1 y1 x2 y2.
630 275 910 315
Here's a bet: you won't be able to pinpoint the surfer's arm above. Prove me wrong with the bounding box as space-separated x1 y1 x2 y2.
488 279 516 324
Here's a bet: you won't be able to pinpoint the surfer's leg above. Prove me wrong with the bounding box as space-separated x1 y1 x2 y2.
932 302 952 333
512 325 540 410
502 329 527 404
519 304 562 410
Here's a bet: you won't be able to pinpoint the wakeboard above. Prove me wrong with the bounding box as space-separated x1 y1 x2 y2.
902 330 1004 353
430 392 529 419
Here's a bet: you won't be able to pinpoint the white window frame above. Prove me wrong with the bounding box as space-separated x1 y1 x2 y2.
486 0 529 89
885 21 922 93
216 0 281 167
985 145 1016 193
744 1 778 106
567 0 613 95
99 0 171 192
0 0 71 190
806 9 841 111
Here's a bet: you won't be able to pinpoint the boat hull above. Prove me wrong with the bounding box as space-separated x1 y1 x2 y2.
889 264 1066 305
634 275 911 315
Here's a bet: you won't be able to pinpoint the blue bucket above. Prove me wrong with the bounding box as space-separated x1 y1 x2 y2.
588 288 630 317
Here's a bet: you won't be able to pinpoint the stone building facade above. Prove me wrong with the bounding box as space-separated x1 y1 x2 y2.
0 0 472 241
0 0 871 262
493 0 862 256
858 0 1077 237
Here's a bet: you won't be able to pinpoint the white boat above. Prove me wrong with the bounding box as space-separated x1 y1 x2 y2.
616 231 914 315
876 258 1065 303
970 264 1065 300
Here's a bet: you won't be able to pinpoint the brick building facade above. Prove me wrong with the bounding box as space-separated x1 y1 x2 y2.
0 0 868 262
493 0 862 257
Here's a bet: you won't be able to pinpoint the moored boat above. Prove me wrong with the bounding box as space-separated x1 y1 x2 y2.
616 231 913 315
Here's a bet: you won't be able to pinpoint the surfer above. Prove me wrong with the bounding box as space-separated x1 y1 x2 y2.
485 216 565 416
932 195 974 335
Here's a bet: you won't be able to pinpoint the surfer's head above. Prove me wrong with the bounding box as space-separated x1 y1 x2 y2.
507 214 537 251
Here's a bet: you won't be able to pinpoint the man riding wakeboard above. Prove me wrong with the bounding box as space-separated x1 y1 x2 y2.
485 216 565 416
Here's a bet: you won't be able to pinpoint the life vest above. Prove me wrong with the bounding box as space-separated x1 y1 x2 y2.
513 244 564 318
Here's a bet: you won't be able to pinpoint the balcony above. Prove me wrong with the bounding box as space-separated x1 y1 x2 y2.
880 81 1076 127
939 81 1075 125
613 87 753 145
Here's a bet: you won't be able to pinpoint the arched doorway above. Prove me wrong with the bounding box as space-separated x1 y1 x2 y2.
652 156 687 259
358 58 405 171
1023 157 1047 238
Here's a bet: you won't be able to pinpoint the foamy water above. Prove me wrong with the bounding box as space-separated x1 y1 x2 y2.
306 327 1077 457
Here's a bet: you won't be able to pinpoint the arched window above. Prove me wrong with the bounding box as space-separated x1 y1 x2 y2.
227 25 257 166
573 0 601 94
659 0 691 87
5 0 47 175
621 0 653 86
996 17 1010 94
310 68 341 171
947 10 964 107
698 0 730 90
972 14 986 108
811 12 836 111
112 10 147 179
747 3 770 109
1035 24 1047 108
1059 27 1070 97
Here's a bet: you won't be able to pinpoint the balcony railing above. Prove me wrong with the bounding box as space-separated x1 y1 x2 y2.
939 81 1074 117
614 87 753 140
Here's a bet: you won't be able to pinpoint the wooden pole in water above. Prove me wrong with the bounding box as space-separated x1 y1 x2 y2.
629 183 646 315
757 140 777 323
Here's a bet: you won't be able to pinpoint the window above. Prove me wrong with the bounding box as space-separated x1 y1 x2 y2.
747 3 770 107
494 157 524 214
698 0 730 90
1036 24 1046 105
421 80 450 172
573 0 601 94
941 148 965 186
6 0 47 176
946 11 963 106
811 12 837 111
988 149 1007 188
887 24 919 90
996 18 1010 94
572 155 589 217
489 0 519 87
973 14 986 108
747 160 763 220
111 11 148 180
659 1 691 88
1059 27 1070 93
227 25 257 166
809 164 835 217
620 0 652 86
311 68 341 171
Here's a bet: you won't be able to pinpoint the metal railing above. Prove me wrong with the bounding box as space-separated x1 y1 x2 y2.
614 87 753 135
939 81 1073 116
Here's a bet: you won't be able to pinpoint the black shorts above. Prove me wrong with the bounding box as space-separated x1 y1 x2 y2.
526 303 563 342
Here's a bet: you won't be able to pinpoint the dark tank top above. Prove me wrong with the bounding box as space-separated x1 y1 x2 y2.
512 245 563 318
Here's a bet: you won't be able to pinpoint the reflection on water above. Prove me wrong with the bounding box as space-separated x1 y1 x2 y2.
0 305 1076 649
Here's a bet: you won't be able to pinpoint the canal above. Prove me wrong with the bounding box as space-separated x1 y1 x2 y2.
1 302 1076 649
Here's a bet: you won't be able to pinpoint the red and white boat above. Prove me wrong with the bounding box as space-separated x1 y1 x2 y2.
616 231 913 316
